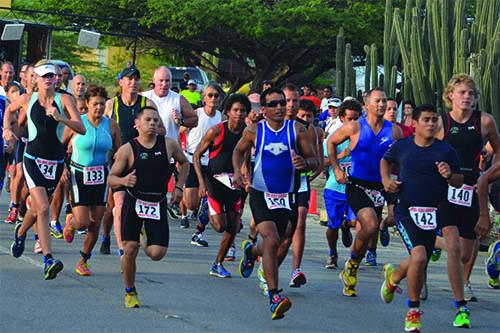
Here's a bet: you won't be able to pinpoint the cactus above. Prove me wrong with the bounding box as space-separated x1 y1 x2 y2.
387 0 500 119
344 43 356 98
371 44 378 89
364 45 371 92
335 28 345 98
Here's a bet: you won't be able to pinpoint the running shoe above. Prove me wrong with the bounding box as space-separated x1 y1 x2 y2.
380 263 401 303
485 239 500 280
209 262 231 278
289 268 307 288
325 255 338 269
166 204 181 219
405 308 423 332
5 206 18 224
10 223 26 258
224 245 236 261
487 277 499 289
430 248 442 262
453 306 471 328
340 222 353 248
379 226 390 247
365 250 377 266
464 282 477 302
239 239 256 278
198 196 209 225
269 291 292 320
420 281 428 301
63 214 76 244
258 261 269 296
339 259 359 297
100 237 111 255
49 220 63 239
180 217 189 229
34 239 42 254
44 258 64 280
124 291 141 308
191 232 208 247
76 261 92 276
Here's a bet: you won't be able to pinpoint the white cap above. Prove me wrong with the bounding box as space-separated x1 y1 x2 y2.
34 63 56 77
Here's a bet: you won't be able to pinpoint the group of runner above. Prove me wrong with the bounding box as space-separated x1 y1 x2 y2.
1 59 499 331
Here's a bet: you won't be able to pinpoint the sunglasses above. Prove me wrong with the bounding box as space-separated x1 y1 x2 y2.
42 73 55 79
264 99 286 107
207 93 219 98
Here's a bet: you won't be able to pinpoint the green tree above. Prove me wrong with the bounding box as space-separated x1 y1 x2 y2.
16 0 392 92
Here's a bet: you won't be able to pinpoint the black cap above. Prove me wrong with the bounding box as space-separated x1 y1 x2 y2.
118 66 141 80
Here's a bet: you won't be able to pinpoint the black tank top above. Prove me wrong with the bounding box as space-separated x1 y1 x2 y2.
111 95 146 144
208 121 243 175
443 111 483 185
129 136 172 201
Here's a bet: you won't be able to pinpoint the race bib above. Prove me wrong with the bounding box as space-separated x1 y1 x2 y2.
264 192 291 210
213 173 235 190
83 165 105 185
447 184 474 207
135 199 160 220
36 158 57 180
339 162 351 175
409 206 437 230
364 189 384 207
298 175 308 193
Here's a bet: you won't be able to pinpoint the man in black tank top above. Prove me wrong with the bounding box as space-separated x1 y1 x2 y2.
193 94 249 278
108 106 188 308
435 74 500 327
102 66 163 259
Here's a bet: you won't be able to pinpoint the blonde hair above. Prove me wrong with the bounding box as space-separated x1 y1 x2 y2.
34 59 53 67
443 74 479 108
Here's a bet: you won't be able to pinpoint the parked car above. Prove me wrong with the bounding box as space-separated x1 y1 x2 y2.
168 66 209 92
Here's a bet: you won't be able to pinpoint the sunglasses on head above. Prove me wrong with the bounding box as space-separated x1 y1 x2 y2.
207 93 219 98
264 99 286 107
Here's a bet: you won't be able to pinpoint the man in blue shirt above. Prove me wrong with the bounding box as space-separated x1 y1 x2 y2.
379 104 463 333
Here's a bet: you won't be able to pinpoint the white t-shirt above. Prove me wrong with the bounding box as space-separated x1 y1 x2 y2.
141 89 182 140
185 107 222 166
325 117 343 135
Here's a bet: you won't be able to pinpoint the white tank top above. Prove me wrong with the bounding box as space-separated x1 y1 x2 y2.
186 107 222 165
141 89 181 140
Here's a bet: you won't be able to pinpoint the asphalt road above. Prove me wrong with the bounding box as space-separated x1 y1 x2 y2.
0 190 499 333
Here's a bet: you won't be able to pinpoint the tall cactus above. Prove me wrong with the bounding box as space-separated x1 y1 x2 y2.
383 0 400 98
344 43 356 98
364 45 371 92
335 28 345 98
388 0 500 121
370 44 378 89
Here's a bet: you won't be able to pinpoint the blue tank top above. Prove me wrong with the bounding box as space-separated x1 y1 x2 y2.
350 118 393 182
71 115 112 167
324 132 351 194
252 120 296 193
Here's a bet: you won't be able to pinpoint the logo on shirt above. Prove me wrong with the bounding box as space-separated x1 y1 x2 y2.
154 151 162 156
264 142 288 156
467 126 475 130
139 152 149 160
379 137 389 145
450 127 459 134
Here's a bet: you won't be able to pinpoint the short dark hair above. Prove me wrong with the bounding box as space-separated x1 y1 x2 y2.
323 86 333 92
260 87 285 106
136 105 158 119
223 93 251 114
365 87 385 101
403 100 416 109
298 99 316 114
85 84 108 101
339 99 363 118
282 83 299 94
412 104 437 120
